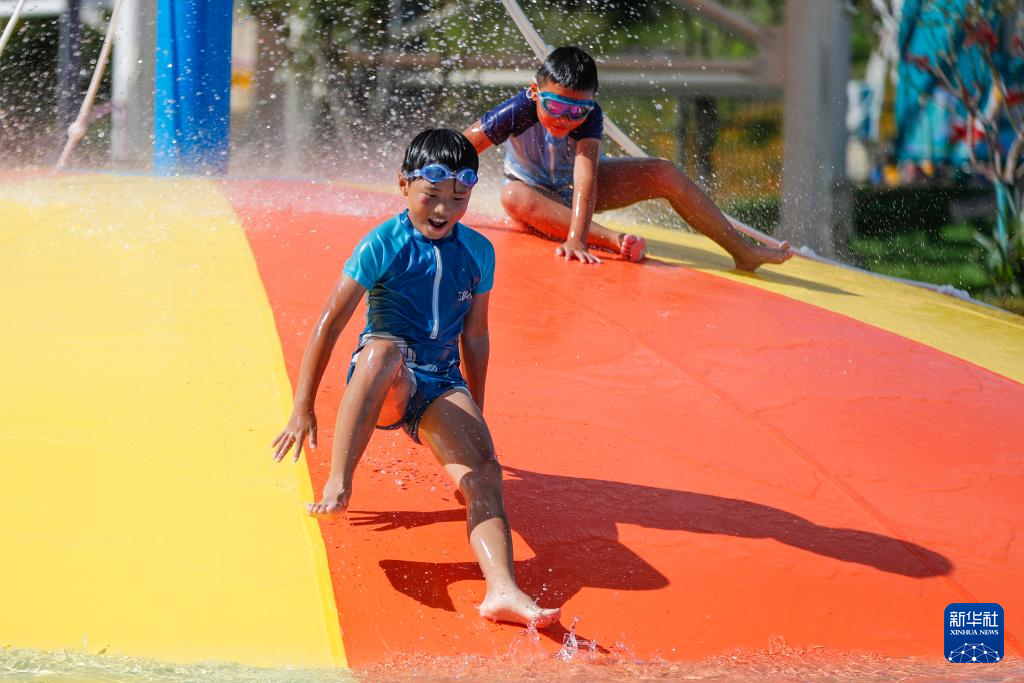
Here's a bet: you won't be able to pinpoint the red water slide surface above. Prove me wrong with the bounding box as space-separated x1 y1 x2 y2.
223 178 1023 667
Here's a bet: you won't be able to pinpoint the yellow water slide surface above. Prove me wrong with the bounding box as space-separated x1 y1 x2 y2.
0 175 345 667
627 223 1024 384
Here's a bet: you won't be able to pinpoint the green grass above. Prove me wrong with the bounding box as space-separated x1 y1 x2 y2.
850 222 992 293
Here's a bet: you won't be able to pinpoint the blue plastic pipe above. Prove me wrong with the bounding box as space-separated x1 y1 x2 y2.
153 0 233 174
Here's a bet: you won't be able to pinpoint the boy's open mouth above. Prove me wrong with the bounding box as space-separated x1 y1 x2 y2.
428 218 448 230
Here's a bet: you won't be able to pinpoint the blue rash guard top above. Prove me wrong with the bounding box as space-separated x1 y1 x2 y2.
480 88 604 200
343 210 495 374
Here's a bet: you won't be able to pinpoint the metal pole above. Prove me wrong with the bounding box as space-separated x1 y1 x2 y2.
376 0 402 124
112 0 155 166
694 95 718 193
668 0 763 44
57 0 82 133
57 0 129 169
780 0 850 257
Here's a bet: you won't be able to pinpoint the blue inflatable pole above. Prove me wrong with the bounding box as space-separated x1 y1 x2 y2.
153 0 233 174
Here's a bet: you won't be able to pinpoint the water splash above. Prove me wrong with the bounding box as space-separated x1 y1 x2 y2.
554 615 596 662
7 643 1024 683
505 619 545 661
0 647 357 683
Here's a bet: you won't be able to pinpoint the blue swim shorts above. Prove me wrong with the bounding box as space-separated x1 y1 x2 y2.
505 173 573 206
346 359 469 445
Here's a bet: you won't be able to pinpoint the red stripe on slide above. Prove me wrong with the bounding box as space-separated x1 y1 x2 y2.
223 178 1024 665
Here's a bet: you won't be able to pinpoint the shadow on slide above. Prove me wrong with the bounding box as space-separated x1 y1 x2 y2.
352 467 952 643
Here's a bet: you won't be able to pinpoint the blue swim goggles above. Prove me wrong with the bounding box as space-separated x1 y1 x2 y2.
403 163 479 188
537 91 596 121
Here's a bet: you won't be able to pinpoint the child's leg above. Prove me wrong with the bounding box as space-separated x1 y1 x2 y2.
309 339 415 515
596 157 793 271
501 180 643 260
417 389 560 628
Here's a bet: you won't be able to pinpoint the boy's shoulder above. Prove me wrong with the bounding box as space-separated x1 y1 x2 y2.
366 212 410 239
480 89 538 146
357 212 419 252
344 212 412 289
454 222 495 259
456 219 492 240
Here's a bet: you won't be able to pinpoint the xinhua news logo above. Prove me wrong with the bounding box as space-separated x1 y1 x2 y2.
945 603 1003 663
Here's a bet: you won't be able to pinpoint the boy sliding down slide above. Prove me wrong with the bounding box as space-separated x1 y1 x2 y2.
272 129 560 629
464 45 793 268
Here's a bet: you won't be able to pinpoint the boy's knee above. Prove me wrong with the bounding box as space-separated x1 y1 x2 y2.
459 459 503 496
501 182 532 216
358 339 404 375
652 157 680 185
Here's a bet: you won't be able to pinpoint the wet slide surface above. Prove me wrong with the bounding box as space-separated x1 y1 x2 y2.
1 174 1022 672
0 175 343 667
225 178 1024 666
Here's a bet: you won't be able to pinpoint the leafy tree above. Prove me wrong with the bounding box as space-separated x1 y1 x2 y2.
904 0 1024 297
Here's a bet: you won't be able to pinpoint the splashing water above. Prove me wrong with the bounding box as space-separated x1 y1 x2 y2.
555 616 580 661
5 642 1024 683
554 615 596 662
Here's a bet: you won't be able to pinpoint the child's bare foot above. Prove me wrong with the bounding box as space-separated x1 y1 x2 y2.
733 241 792 271
479 587 560 628
306 478 350 516
618 233 647 262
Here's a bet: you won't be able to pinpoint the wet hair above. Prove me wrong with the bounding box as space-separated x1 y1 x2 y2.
401 128 479 174
535 46 598 93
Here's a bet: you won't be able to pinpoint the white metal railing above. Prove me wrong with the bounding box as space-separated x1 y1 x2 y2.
0 0 28 60
55 0 125 169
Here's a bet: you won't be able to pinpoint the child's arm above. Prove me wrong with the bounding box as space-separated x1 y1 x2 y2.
460 291 491 411
463 122 493 155
272 274 366 462
557 138 602 263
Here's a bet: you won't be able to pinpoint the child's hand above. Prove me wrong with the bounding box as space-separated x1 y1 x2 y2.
271 409 317 463
556 239 601 264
